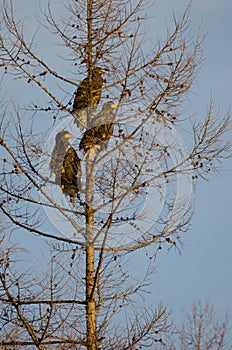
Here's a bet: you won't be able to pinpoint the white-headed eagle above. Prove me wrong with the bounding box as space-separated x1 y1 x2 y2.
50 130 81 206
79 101 117 159
72 68 104 130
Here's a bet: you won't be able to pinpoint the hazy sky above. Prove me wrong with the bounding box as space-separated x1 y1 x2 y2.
1 0 232 323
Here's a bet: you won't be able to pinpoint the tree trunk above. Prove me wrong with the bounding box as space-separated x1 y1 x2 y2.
86 243 97 350
85 1 97 349
85 158 97 350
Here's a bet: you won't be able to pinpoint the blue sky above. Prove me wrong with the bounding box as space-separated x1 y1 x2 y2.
1 0 232 323
148 0 232 320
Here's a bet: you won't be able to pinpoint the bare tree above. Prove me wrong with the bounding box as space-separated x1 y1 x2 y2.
0 0 231 349
155 301 232 350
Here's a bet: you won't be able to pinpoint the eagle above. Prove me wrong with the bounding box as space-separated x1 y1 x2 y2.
79 102 117 159
50 131 81 206
72 68 104 130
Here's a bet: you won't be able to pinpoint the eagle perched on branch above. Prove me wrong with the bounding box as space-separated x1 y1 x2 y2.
79 102 117 158
72 68 104 130
50 131 81 206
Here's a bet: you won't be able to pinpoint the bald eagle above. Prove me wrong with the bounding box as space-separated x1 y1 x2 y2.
73 68 104 130
50 131 81 206
79 102 117 159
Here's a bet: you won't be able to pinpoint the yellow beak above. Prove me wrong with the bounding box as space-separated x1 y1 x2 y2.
111 103 118 109
64 133 73 139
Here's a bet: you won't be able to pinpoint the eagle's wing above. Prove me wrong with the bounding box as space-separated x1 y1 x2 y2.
61 146 81 206
72 71 103 130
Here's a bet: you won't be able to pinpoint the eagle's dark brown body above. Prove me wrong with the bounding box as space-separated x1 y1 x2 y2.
79 102 117 156
50 131 81 206
73 68 104 130
61 145 81 206
79 123 114 152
